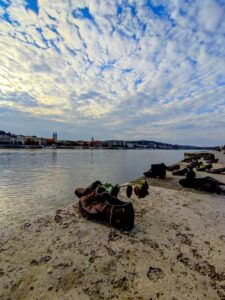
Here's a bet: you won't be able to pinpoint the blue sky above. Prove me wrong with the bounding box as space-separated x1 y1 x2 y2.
0 0 225 145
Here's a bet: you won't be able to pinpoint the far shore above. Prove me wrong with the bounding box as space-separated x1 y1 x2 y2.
0 144 210 150
0 151 225 300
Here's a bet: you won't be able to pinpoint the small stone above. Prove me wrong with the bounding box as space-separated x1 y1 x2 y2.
54 215 62 223
48 286 53 291
47 268 53 274
89 257 95 263
40 256 51 263
30 259 38 266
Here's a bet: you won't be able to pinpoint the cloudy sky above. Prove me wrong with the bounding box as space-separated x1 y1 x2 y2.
0 0 224 145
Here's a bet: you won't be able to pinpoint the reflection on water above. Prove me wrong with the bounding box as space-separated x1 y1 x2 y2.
0 149 190 227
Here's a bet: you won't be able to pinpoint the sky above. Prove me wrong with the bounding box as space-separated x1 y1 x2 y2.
0 0 225 146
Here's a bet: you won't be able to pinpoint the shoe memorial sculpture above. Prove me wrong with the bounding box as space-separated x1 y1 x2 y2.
207 167 225 174
167 164 180 171
186 168 196 180
205 158 219 164
187 161 202 169
196 164 212 171
179 174 225 194
172 168 188 176
144 163 167 179
75 181 134 231
75 180 102 198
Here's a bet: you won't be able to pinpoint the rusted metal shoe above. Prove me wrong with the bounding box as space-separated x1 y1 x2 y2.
75 180 102 198
78 191 134 231
144 163 167 179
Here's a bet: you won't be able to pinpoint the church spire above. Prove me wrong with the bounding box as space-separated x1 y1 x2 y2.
52 131 57 142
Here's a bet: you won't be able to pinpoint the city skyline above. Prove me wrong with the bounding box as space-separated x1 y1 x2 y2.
0 129 221 148
0 0 225 146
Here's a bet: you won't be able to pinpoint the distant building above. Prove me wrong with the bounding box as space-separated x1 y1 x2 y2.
90 140 102 147
148 143 157 149
90 137 101 147
0 131 11 144
104 140 126 147
126 142 135 148
45 132 58 146
56 140 79 147
52 132 57 142
0 131 26 145
47 138 56 146
24 136 39 145
38 138 47 146
9 135 17 144
16 135 25 145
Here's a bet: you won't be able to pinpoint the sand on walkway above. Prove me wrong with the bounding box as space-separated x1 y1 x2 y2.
0 151 225 300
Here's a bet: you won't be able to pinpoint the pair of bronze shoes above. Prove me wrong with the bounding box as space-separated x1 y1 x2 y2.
144 163 167 179
179 176 225 194
75 181 134 231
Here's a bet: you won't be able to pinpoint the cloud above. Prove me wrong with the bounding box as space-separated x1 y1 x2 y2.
0 0 224 145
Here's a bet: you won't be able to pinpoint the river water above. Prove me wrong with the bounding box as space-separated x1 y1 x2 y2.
0 149 191 227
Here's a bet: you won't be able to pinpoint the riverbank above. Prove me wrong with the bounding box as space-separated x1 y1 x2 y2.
0 152 225 300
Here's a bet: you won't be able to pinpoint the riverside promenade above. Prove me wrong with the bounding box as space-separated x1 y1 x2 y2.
0 152 225 300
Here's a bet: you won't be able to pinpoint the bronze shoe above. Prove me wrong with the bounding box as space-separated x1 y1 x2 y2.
79 191 134 231
75 180 102 198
